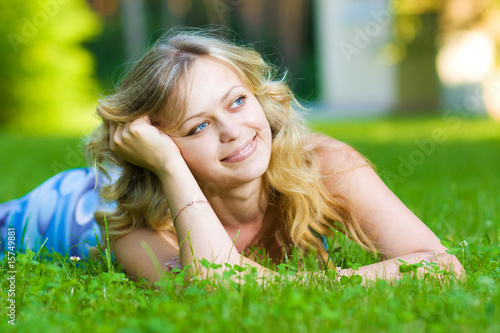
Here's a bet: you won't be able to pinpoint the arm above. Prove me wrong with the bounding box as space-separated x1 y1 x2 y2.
109 117 276 282
157 154 275 279
313 135 465 282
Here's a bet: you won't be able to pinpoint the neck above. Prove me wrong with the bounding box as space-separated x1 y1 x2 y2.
202 177 269 229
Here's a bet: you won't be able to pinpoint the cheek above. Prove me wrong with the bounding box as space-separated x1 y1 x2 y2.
248 102 271 133
257 112 272 139
177 141 219 180
179 144 210 165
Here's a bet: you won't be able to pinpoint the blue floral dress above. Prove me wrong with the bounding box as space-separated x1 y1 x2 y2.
0 168 117 260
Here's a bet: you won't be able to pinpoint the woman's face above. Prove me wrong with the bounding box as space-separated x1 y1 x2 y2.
167 56 273 194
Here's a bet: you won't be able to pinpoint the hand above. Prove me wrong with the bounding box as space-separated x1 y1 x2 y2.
109 116 182 175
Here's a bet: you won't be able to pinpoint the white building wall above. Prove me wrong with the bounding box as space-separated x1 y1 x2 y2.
315 0 396 116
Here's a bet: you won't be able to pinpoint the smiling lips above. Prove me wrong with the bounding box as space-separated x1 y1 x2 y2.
221 135 257 163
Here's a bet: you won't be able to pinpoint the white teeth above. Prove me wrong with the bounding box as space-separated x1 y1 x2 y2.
223 137 255 161
233 138 253 158
240 141 252 154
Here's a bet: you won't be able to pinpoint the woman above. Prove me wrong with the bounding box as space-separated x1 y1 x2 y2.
2 29 464 283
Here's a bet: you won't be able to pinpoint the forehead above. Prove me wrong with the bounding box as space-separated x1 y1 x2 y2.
183 57 244 106
189 56 241 84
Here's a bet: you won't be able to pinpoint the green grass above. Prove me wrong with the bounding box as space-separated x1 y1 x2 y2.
1 115 500 332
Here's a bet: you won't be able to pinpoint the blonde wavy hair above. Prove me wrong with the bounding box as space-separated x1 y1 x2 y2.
85 28 377 264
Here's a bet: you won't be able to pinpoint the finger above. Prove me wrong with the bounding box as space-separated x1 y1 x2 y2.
135 115 152 125
120 121 134 141
132 115 152 130
108 122 116 150
110 123 124 152
128 116 155 138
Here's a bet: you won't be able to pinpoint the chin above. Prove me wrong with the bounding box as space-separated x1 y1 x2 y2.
241 163 268 182
242 156 271 182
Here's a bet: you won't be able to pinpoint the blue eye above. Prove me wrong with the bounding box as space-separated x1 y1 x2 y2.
231 96 246 109
191 122 208 134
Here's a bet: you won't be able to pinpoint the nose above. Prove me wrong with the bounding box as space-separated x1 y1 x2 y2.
218 115 241 143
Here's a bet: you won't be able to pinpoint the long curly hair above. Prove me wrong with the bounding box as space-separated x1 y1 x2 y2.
84 28 377 263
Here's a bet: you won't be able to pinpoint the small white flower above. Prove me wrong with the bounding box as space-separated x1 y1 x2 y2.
70 256 81 262
460 240 468 247
336 267 344 282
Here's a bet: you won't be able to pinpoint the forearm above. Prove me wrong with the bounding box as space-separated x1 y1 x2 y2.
157 158 275 279
341 251 464 284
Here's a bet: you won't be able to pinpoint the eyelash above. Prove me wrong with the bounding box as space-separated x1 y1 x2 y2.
230 95 246 109
187 95 247 136
189 122 208 135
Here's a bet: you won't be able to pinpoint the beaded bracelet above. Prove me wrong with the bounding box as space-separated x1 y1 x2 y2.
172 200 210 226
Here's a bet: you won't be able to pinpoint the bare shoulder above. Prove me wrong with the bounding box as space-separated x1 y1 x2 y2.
307 133 451 259
112 227 179 281
307 133 370 178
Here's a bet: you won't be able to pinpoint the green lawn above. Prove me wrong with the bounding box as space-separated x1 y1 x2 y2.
1 115 499 332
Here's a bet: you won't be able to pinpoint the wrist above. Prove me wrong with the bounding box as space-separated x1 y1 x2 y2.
155 154 187 176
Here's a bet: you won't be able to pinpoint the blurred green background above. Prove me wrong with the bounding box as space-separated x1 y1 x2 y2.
2 0 500 135
0 0 317 135
1 0 100 135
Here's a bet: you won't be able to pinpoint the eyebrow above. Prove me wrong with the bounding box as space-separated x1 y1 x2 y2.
179 85 244 128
